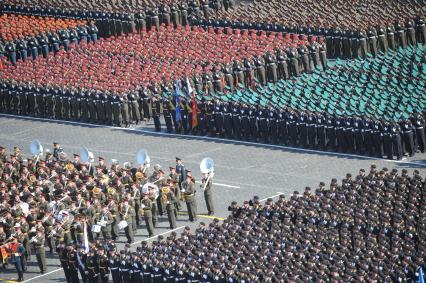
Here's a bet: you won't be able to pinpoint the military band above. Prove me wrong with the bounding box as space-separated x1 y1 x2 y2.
0 144 216 282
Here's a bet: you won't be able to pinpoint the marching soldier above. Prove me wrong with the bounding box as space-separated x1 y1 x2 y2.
141 192 154 237
182 173 197 222
201 172 214 216
86 248 99 283
32 228 46 274
109 249 121 283
120 200 134 243
162 186 177 229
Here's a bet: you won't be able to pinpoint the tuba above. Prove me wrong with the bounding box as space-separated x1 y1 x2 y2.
123 162 132 171
29 174 37 183
136 149 150 173
65 163 74 172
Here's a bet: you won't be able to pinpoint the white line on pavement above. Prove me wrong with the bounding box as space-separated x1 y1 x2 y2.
1 113 426 167
260 192 286 202
194 180 240 189
22 267 63 282
131 226 185 246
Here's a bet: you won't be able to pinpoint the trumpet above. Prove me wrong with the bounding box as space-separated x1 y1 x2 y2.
29 236 38 243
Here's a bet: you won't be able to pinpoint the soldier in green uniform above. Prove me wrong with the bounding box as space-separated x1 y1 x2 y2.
120 200 134 243
148 186 158 228
141 193 154 237
201 172 214 215
32 228 46 274
162 186 177 229
98 205 113 240
169 167 182 210
182 173 197 222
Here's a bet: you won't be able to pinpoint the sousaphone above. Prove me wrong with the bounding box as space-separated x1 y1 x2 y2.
30 139 43 164
136 149 150 173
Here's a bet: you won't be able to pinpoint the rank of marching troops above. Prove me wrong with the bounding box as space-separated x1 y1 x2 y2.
0 143 215 281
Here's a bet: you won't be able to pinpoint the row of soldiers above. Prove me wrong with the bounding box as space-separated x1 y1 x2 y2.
0 22 98 65
0 144 214 280
1 80 425 159
2 0 237 36
35 165 426 282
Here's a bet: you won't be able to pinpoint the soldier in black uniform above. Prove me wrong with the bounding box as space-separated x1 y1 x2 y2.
213 99 223 136
104 93 113 125
372 118 384 157
109 249 121 283
67 245 80 283
112 95 122 127
306 111 316 149
163 98 173 133
363 116 374 156
36 86 46 118
119 250 132 283
223 101 233 138
54 88 63 119
402 119 415 156
231 102 241 139
80 92 89 123
335 115 345 152
414 113 425 153
316 112 326 150
268 106 279 144
88 91 97 124
382 120 392 159
257 105 268 143
391 121 403 160
353 116 364 154
86 248 99 283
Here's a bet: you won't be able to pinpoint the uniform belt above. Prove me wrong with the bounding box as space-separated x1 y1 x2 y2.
364 129 371 132
403 131 412 134
120 269 129 272
110 267 118 270
417 127 424 129
326 126 334 129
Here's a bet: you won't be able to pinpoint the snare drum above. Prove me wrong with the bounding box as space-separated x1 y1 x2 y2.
118 220 128 230
91 224 101 233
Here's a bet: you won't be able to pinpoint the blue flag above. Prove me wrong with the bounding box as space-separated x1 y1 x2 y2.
419 267 425 283
175 80 181 122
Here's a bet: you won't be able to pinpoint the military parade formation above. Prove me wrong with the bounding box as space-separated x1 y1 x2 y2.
0 0 426 281
0 143 425 282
